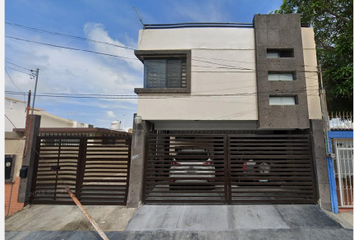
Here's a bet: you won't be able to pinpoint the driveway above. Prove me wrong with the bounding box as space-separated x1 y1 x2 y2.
6 205 353 240
124 204 352 239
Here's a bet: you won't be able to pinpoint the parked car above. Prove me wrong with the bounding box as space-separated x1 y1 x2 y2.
169 149 215 189
243 159 271 183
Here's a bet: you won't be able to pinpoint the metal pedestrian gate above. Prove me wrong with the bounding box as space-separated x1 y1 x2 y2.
143 132 316 204
334 140 353 208
31 136 131 205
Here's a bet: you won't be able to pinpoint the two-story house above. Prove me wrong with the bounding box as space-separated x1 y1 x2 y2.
127 14 331 211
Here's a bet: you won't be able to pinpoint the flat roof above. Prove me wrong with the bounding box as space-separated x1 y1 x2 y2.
14 127 131 135
143 22 253 29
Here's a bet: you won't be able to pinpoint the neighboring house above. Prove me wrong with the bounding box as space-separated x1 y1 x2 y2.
127 14 332 210
5 97 92 132
13 127 130 137
5 127 129 217
5 98 92 217
326 112 353 213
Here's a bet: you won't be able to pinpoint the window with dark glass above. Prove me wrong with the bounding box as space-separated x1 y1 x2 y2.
144 58 186 88
267 49 294 58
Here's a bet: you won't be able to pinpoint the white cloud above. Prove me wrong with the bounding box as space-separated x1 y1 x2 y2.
84 23 142 71
5 23 141 128
106 110 115 118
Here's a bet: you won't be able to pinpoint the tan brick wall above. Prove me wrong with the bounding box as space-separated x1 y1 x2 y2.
5 177 24 217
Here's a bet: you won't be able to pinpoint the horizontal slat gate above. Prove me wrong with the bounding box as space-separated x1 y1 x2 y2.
143 132 316 204
31 138 80 203
31 136 131 205
229 134 316 204
80 137 131 205
144 134 227 204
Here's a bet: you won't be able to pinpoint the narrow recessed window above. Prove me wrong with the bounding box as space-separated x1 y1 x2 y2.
269 96 297 105
267 49 294 58
268 72 295 81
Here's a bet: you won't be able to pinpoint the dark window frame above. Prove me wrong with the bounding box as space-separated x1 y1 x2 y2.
268 71 296 81
269 95 299 105
267 49 294 58
134 50 191 94
143 58 185 88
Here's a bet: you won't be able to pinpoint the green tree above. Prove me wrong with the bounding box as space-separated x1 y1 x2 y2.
274 0 353 112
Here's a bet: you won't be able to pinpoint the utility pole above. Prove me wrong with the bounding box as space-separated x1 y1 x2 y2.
31 68 39 115
318 64 330 153
24 90 32 137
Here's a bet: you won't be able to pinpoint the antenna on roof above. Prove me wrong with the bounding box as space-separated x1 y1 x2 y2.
133 6 145 28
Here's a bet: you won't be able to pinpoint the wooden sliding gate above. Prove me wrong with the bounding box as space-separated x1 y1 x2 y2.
143 132 317 204
31 136 131 205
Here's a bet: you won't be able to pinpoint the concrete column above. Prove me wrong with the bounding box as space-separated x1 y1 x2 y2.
18 115 41 204
310 119 331 210
126 118 151 208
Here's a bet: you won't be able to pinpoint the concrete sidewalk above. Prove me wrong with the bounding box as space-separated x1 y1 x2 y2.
5 205 136 232
5 205 353 240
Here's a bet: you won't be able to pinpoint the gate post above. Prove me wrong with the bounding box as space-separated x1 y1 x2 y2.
310 119 331 210
126 117 151 208
75 138 87 200
18 115 41 205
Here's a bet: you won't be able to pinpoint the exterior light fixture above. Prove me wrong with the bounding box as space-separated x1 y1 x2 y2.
134 115 142 125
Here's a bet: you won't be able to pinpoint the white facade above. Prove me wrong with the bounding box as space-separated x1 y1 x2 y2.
5 97 91 132
136 27 321 121
137 28 258 121
5 98 27 132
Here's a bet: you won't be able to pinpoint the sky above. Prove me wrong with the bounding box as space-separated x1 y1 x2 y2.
4 0 283 130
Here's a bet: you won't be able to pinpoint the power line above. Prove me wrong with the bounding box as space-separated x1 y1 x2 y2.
260 0 273 13
5 85 319 100
4 35 319 72
6 85 319 97
5 114 18 129
5 60 33 71
5 22 322 72
6 66 34 76
5 35 320 73
5 22 136 51
192 58 254 71
5 68 24 92
6 36 139 61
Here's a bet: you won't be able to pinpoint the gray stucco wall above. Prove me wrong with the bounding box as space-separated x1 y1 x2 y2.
310 119 331 210
254 14 310 129
126 119 151 208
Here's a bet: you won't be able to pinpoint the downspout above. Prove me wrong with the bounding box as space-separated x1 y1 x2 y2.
327 133 339 213
318 64 338 213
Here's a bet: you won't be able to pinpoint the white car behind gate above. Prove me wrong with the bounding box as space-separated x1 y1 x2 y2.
169 149 215 184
